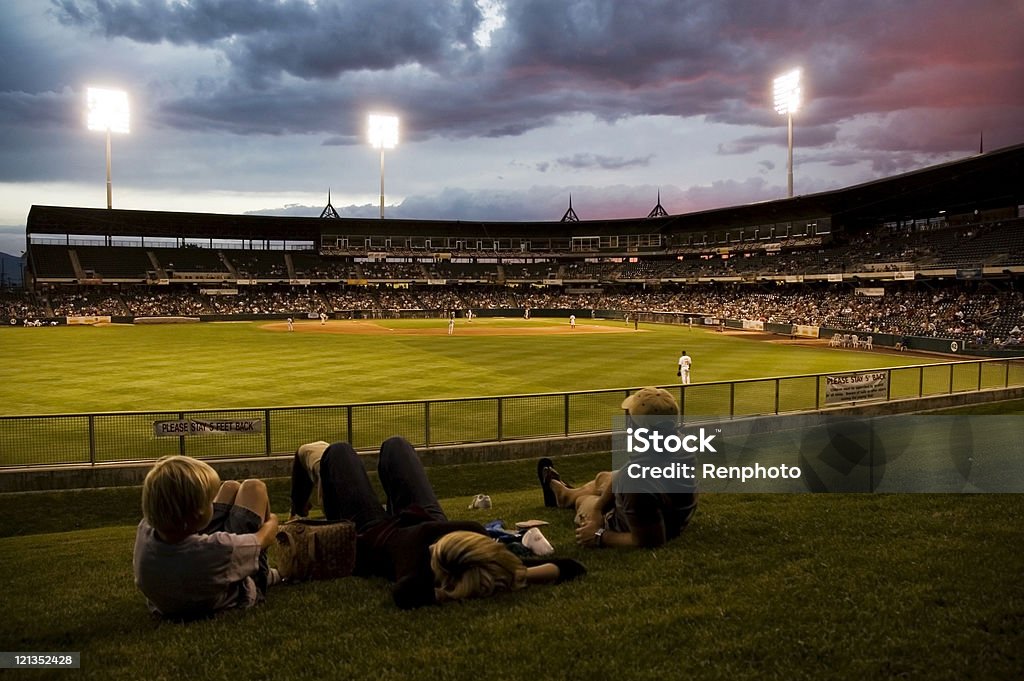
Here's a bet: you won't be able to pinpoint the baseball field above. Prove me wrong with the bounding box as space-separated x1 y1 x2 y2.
1 317 1023 680
0 316 938 416
1 317 964 466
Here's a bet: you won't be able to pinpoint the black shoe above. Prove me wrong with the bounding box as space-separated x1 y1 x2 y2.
537 458 559 507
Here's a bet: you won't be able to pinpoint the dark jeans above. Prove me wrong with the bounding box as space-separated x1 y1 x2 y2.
203 502 271 596
317 437 447 532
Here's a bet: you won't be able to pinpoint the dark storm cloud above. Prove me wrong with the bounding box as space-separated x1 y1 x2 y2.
12 0 1023 162
799 148 961 177
51 0 480 82
717 125 840 156
322 136 358 147
554 153 654 171
0 89 78 129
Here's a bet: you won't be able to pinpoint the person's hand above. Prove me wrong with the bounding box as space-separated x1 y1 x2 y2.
574 517 603 547
255 512 281 549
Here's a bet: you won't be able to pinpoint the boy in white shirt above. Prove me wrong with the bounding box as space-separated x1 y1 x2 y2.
133 456 279 619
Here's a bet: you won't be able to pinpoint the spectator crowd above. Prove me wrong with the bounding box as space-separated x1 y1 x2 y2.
4 282 1022 349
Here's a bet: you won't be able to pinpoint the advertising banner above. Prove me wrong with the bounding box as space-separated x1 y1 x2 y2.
66 315 111 325
792 324 820 338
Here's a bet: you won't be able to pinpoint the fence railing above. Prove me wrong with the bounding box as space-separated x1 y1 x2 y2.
2 358 1022 468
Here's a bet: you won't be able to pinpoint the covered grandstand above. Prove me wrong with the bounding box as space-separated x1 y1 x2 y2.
9 143 1024 353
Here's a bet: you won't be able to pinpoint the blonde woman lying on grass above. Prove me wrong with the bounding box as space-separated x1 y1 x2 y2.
291 436 586 608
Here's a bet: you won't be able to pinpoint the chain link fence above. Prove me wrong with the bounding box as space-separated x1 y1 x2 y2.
2 358 1022 467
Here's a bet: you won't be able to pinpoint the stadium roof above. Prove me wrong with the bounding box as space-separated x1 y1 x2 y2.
27 142 1024 241
665 142 1024 232
26 204 323 242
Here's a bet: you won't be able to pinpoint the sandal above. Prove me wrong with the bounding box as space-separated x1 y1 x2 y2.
537 457 562 507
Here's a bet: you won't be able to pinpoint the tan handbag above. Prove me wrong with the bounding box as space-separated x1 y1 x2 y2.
274 519 357 581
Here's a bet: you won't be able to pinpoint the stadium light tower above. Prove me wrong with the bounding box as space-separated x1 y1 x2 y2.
367 113 399 219
86 87 130 209
773 69 801 198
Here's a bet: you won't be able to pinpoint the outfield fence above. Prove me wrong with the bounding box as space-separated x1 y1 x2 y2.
2 357 1023 468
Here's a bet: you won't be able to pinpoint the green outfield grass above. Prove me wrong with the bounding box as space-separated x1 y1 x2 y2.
4 319 1022 467
0 318 940 415
0 455 1021 681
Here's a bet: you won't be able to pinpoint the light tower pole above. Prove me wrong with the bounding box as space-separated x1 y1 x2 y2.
86 87 130 209
367 114 399 218
773 69 801 198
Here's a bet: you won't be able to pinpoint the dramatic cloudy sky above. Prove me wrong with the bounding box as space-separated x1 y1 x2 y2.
1 0 1022 255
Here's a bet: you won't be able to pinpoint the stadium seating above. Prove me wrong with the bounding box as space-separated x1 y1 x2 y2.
74 245 153 281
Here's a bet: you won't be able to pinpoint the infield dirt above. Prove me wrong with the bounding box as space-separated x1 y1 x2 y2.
260 319 641 336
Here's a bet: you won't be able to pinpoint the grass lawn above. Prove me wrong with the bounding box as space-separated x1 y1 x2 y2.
4 319 984 466
0 319 941 415
1 453 1021 681
1 324 1021 679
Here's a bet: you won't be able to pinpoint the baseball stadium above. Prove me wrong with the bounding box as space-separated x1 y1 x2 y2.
1 141 1023 679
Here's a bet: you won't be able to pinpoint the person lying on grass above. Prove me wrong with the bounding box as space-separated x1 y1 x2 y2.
133 456 280 620
538 387 698 549
290 436 586 609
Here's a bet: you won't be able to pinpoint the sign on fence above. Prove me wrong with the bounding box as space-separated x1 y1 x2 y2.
66 315 111 325
825 372 889 404
153 419 264 437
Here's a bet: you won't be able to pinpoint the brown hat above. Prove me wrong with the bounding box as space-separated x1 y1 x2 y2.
621 387 679 416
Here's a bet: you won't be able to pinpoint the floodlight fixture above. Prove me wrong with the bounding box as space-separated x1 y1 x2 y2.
773 69 801 198
86 87 130 134
86 87 130 209
368 113 399 149
368 113 399 218
773 69 801 116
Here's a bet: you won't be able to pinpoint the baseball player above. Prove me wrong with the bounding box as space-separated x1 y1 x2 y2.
569 314 576 329
678 350 692 384
448 316 455 336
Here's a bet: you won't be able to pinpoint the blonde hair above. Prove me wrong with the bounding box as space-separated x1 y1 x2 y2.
142 456 221 536
430 531 527 602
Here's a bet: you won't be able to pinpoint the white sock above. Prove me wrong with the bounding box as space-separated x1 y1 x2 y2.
522 527 554 557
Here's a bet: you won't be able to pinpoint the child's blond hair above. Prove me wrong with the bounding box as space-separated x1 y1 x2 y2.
430 531 527 602
142 456 221 536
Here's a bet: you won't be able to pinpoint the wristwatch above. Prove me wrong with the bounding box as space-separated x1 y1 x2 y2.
593 527 606 548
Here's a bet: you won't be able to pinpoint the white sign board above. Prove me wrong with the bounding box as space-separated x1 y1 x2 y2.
825 372 889 405
153 419 264 438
